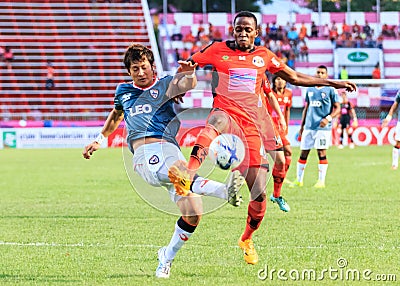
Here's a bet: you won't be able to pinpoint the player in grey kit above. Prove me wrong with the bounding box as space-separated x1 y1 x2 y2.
82 44 243 278
290 65 340 188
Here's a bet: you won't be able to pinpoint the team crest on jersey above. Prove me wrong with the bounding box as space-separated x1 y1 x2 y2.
222 55 230 61
150 89 159 99
149 155 159 165
321 92 327 99
252 56 265 67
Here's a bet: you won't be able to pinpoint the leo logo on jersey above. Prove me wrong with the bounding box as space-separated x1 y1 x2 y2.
310 100 322 107
129 104 152 116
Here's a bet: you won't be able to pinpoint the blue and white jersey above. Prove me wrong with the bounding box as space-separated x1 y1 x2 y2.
114 75 180 150
395 90 400 122
304 86 339 130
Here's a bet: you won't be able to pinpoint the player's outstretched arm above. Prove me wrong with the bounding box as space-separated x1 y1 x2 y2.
382 101 398 127
82 108 124 159
167 60 198 103
275 66 357 92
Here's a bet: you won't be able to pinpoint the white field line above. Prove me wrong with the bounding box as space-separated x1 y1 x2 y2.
0 241 396 250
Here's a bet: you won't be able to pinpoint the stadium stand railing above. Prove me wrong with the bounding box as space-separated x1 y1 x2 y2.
0 0 161 122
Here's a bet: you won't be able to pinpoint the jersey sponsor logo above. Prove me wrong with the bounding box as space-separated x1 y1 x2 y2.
121 93 131 103
310 100 322 107
228 68 257 93
271 57 281 68
252 56 265 67
148 155 159 165
129 104 152 116
179 233 189 241
238 56 246 61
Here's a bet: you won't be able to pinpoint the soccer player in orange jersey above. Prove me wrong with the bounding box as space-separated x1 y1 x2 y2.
169 11 357 265
263 76 292 212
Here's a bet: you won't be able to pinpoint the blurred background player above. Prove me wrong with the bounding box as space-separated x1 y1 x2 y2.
290 65 340 188
174 11 356 265
263 76 290 212
381 89 400 170
82 44 243 278
337 91 358 149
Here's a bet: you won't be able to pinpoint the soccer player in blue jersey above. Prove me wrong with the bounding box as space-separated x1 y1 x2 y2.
381 89 400 170
290 65 340 188
82 44 244 278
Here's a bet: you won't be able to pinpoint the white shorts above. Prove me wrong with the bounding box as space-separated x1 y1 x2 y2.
133 141 186 203
395 122 400 141
300 129 332 150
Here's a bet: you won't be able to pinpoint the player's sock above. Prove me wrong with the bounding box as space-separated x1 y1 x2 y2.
241 200 266 241
187 124 219 171
285 156 292 173
191 176 226 199
392 146 399 168
318 158 328 182
296 158 307 182
272 163 285 198
164 217 196 261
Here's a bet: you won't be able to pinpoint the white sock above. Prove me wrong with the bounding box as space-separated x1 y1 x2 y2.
318 163 328 182
297 161 307 182
392 148 399 167
164 222 193 262
191 176 227 200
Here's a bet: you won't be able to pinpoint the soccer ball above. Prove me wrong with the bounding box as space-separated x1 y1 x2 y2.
208 134 245 170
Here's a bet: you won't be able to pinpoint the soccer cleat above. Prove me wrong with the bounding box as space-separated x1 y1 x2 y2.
156 247 172 278
313 180 325 188
349 143 355 149
288 180 303 188
226 170 245 207
238 238 258 265
168 161 191 196
338 144 344 149
270 194 290 212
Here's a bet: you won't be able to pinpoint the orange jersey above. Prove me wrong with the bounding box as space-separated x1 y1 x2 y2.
192 41 286 147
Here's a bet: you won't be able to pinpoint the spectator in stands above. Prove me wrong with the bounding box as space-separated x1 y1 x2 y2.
171 21 183 41
45 61 55 90
342 20 351 38
298 39 309 62
363 21 372 37
280 39 292 59
310 21 318 38
299 22 308 40
0 46 4 61
276 25 285 41
287 25 299 45
180 47 191 61
372 63 381 80
183 29 196 46
3 46 13 71
269 22 278 41
352 21 361 37
340 66 349 80
196 20 205 41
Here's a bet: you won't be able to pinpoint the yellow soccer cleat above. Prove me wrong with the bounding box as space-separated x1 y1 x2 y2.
238 238 258 265
313 180 326 188
168 161 191 196
288 179 303 188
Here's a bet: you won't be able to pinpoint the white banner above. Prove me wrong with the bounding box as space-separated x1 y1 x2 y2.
0 127 106 149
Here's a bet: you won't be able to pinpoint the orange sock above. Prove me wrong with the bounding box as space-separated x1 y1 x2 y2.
272 163 285 198
241 200 266 241
188 124 219 171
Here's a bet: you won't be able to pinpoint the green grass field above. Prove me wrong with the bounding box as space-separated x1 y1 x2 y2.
1 146 399 285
